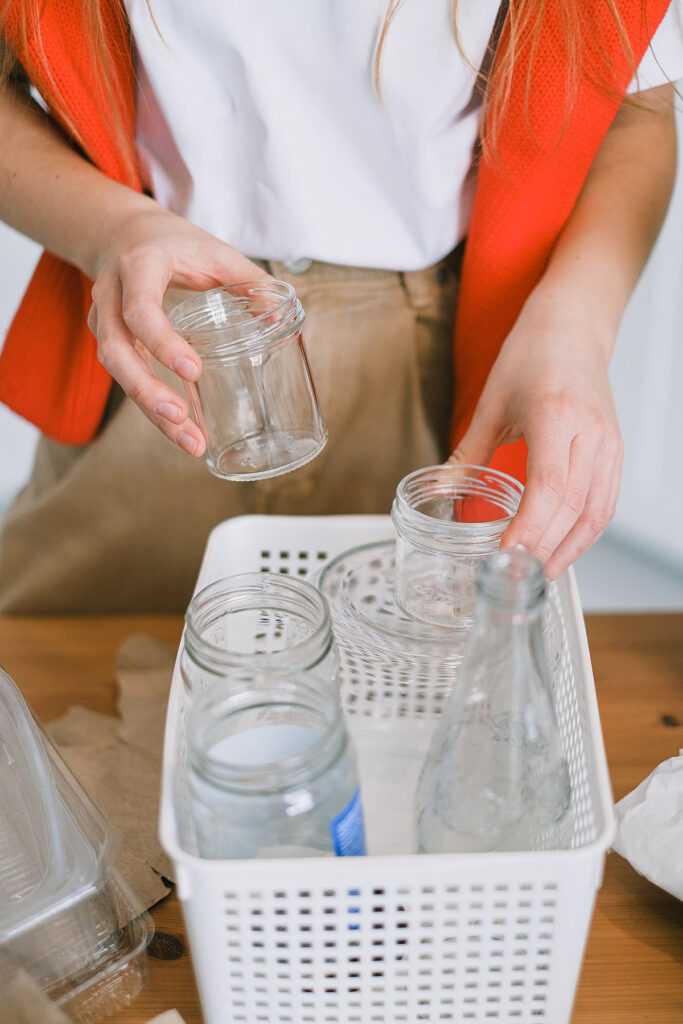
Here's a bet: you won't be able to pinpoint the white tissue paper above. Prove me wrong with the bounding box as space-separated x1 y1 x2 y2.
144 1012 187 1024
612 750 683 902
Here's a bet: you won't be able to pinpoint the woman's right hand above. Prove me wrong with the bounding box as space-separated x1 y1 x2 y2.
0 76 269 454
87 198 271 455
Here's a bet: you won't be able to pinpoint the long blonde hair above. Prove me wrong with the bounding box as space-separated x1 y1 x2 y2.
376 1 641 156
0 0 144 183
1 0 643 173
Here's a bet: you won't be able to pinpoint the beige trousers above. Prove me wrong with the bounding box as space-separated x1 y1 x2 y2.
0 253 460 612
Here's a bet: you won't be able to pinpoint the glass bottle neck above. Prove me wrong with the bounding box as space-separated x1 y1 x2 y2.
475 599 544 630
462 589 550 707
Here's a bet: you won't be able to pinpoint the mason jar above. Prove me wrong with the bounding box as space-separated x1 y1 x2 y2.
186 670 366 859
391 464 524 628
169 281 327 480
180 572 339 698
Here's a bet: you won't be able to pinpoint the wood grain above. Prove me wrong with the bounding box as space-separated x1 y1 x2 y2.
0 612 681 1023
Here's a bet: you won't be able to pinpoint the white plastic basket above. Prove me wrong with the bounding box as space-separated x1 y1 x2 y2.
160 515 616 1024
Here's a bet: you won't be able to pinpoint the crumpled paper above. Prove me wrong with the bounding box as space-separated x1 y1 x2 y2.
612 749 683 902
47 634 178 911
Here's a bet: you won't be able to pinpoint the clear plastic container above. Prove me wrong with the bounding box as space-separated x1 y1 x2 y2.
180 572 339 697
169 281 327 480
0 667 153 1022
186 670 365 859
391 463 524 628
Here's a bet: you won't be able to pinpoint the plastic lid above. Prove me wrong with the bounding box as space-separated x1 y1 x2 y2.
0 668 107 940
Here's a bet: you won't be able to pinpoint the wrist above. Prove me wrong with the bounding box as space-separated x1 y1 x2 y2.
80 187 163 280
521 279 618 365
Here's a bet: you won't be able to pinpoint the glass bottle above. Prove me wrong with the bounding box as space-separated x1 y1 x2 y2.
187 669 365 859
415 548 572 853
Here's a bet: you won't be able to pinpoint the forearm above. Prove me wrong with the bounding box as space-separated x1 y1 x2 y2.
525 82 677 354
0 80 156 278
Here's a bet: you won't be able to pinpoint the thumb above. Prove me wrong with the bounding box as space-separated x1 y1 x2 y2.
447 404 503 470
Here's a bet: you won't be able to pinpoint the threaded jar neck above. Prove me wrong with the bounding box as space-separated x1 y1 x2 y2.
184 572 334 675
169 281 304 362
391 464 524 555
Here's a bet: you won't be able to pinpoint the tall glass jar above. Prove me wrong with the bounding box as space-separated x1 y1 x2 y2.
187 670 366 859
181 572 339 697
391 464 524 628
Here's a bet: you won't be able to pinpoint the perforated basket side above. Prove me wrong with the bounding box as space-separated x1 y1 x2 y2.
159 515 616 1024
174 850 603 1024
194 515 395 592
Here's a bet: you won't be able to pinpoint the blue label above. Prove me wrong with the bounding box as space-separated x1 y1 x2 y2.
330 787 366 856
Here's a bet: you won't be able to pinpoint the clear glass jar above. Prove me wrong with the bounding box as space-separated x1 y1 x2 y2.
391 464 524 628
187 670 365 859
181 572 339 697
169 281 327 480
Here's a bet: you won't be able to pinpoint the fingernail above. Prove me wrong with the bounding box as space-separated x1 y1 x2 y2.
157 401 183 423
172 356 200 381
178 432 199 456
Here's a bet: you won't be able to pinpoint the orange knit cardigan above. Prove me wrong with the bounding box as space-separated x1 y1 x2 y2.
0 1 671 482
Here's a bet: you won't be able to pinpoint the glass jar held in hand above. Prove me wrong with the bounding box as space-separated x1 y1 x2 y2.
169 281 327 480
391 464 524 630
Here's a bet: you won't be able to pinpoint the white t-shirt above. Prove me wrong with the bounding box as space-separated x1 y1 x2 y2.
125 1 683 272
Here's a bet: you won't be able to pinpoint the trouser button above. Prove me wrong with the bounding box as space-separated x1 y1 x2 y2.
281 257 313 274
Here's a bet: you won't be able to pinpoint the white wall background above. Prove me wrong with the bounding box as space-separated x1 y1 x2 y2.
1 118 683 579
0 226 40 505
607 131 683 569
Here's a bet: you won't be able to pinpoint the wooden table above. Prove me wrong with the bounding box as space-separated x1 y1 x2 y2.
0 613 681 1023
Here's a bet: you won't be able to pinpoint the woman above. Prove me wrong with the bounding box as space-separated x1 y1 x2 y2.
0 1 680 610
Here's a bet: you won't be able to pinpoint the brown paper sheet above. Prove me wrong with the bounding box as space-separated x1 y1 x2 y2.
47 634 178 912
48 705 120 748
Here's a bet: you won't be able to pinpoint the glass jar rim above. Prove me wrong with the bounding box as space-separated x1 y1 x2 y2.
184 572 333 673
187 672 345 793
169 281 304 360
392 463 524 552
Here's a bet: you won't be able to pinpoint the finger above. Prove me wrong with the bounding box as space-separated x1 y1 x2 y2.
200 246 273 287
447 404 505 471
501 419 574 554
116 259 203 382
529 430 602 564
119 247 274 379
544 435 623 579
92 274 206 456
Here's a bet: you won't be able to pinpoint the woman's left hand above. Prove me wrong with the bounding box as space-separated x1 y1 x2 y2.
448 291 623 580
450 81 676 580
